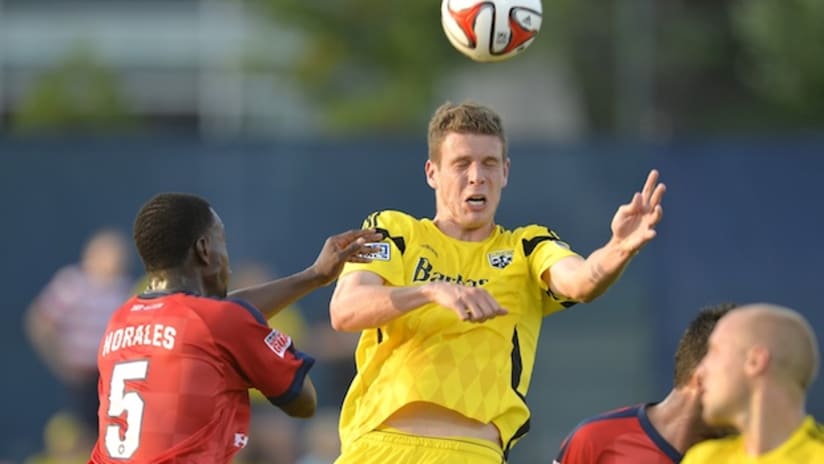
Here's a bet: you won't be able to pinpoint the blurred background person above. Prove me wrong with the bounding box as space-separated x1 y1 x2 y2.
24 412 90 464
23 228 133 448
296 410 344 464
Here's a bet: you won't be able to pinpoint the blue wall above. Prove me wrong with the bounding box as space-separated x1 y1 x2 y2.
0 136 821 462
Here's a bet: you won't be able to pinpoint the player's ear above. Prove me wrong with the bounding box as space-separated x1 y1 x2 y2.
194 235 210 265
425 159 438 190
502 156 510 188
745 345 770 377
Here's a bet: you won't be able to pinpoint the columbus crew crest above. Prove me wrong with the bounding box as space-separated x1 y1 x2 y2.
487 250 513 269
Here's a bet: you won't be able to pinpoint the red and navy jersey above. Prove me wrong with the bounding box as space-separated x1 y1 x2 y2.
554 404 681 464
90 291 314 464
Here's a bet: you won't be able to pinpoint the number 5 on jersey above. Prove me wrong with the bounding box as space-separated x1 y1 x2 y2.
105 360 149 458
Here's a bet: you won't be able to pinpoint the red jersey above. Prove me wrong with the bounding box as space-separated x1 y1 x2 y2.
554 404 681 464
90 291 314 463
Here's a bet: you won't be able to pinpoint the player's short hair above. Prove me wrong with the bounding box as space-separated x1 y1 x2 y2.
133 193 215 272
673 303 738 387
427 101 507 164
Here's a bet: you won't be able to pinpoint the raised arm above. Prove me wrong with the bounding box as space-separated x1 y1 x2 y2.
545 169 665 302
229 229 381 319
329 270 507 332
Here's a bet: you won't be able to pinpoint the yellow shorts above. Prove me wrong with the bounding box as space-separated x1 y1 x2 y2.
335 429 505 464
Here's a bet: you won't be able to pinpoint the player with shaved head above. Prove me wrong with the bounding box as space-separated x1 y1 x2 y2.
682 303 824 463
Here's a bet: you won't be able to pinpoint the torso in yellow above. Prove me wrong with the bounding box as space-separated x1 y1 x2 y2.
337 210 580 454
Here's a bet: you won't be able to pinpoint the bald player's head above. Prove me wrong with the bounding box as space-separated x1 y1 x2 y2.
730 304 819 391
698 303 820 427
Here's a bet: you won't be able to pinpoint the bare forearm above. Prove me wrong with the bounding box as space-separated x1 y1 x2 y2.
551 239 635 303
330 284 432 332
229 268 325 319
577 239 634 301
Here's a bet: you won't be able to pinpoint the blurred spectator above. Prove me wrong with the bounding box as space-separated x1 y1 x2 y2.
24 412 91 464
23 228 133 439
306 323 359 409
296 409 343 464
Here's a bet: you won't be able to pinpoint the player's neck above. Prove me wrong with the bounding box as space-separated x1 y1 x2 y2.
646 389 705 454
741 384 806 456
144 270 204 296
432 216 495 242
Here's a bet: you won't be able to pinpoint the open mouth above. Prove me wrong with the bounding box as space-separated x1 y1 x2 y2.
466 195 487 207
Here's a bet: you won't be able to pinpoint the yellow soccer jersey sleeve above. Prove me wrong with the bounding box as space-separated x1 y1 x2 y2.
681 416 824 463
338 210 581 454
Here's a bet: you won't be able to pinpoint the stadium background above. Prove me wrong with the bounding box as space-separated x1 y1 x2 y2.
1 1 823 463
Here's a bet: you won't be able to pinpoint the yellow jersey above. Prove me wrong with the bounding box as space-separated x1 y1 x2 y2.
337 210 581 455
682 416 824 463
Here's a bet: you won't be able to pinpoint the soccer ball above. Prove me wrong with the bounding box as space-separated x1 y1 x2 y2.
441 0 543 63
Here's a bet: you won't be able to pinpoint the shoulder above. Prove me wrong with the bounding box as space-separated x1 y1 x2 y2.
683 436 740 462
506 224 569 256
571 405 640 436
47 265 86 288
559 406 641 453
363 210 419 231
363 210 422 255
182 294 268 326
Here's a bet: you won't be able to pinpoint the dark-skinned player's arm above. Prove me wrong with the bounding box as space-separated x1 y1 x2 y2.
229 229 382 319
278 376 318 418
546 169 665 302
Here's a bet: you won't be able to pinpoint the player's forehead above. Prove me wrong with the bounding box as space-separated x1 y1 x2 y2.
440 132 504 162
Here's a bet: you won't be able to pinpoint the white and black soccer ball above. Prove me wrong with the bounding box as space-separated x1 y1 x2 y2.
441 0 543 62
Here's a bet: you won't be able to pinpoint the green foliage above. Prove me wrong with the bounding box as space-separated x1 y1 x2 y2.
733 0 824 125
251 0 824 135
252 0 457 133
12 46 133 134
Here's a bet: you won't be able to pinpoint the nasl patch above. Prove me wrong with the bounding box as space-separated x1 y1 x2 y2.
264 329 291 358
362 242 391 261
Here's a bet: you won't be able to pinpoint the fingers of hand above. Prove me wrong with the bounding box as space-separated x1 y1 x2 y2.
336 228 382 245
346 256 372 264
641 169 659 203
649 204 663 226
341 238 368 256
457 290 507 323
649 182 666 208
620 193 643 216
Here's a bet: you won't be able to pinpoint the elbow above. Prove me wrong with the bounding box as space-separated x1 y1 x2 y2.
576 294 596 304
560 285 597 304
329 302 346 331
571 288 596 303
330 313 360 332
329 299 359 332
568 288 598 304
286 401 316 419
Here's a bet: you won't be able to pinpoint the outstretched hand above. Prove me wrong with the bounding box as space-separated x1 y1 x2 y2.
610 169 666 254
309 229 384 286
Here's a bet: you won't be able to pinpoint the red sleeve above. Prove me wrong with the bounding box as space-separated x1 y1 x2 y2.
555 423 597 464
209 298 315 406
